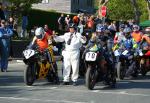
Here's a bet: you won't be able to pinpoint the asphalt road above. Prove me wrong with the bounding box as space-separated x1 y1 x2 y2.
0 60 150 103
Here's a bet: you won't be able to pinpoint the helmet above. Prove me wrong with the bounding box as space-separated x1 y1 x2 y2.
35 27 45 40
96 24 105 32
123 27 132 33
145 27 150 34
133 25 140 31
119 24 125 29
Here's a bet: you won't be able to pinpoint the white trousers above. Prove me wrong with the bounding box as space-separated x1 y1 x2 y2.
63 50 80 82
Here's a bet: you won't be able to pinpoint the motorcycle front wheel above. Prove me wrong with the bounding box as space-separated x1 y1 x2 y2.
85 65 98 90
117 62 125 80
24 65 35 86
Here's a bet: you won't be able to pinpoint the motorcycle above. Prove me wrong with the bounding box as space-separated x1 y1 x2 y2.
114 48 138 80
139 50 150 76
84 44 116 90
23 45 59 86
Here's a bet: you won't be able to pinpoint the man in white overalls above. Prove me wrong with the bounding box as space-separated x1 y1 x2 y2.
53 23 86 85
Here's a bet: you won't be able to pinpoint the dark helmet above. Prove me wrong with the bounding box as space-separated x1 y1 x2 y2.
96 24 105 32
123 27 132 33
119 24 125 29
69 23 76 28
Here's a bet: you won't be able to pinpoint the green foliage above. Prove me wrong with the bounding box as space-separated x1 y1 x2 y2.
106 0 134 21
137 0 149 22
7 0 42 14
94 0 149 22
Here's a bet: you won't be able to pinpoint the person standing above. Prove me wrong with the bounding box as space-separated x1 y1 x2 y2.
0 20 13 72
0 3 5 20
58 13 65 32
53 23 86 86
20 12 28 38
44 24 52 36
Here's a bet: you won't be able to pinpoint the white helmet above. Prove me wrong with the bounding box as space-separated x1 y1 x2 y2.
133 25 140 32
145 27 150 34
35 27 45 40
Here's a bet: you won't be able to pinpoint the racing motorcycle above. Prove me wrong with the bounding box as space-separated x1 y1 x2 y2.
139 50 150 76
23 45 59 86
114 48 138 80
84 44 116 90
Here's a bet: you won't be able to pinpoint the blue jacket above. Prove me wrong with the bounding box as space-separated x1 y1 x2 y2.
123 38 133 49
0 27 13 39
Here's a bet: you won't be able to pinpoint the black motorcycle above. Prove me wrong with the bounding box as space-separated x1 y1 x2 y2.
114 49 138 80
23 46 59 86
83 44 116 90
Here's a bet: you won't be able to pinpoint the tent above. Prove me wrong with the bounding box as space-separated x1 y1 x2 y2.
140 20 150 27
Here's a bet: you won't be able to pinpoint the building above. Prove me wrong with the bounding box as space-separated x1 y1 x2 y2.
71 0 94 13
32 0 95 14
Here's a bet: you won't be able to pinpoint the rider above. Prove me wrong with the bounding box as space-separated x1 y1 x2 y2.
131 25 143 44
114 24 126 44
86 24 114 84
140 27 150 67
29 27 58 79
120 27 140 77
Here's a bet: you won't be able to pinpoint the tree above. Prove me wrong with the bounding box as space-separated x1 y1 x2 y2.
130 0 141 24
146 0 150 19
106 0 134 21
7 0 42 16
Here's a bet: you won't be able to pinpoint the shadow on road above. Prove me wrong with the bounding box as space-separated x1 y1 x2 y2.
0 75 24 86
93 75 150 90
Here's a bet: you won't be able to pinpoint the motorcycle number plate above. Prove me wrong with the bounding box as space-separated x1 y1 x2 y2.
23 49 35 59
85 52 97 61
122 50 128 55
114 50 120 56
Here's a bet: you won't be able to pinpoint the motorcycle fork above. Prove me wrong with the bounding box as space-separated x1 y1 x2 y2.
47 49 56 73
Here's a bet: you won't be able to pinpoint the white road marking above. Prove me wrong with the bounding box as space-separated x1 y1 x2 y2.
16 60 23 63
0 97 87 103
0 85 150 97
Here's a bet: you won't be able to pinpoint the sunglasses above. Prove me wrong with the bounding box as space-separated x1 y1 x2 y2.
1 22 5 24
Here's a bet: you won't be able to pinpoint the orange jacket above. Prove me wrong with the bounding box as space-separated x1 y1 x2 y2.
131 31 143 43
36 33 49 51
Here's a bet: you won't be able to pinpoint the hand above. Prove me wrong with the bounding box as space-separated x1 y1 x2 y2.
52 31 58 37
81 36 86 41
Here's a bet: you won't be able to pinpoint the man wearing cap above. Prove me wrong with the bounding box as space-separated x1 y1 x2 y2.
0 20 13 72
53 23 86 86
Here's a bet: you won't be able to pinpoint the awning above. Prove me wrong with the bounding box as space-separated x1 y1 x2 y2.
140 20 150 27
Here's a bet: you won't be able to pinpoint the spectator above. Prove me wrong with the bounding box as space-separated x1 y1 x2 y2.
73 15 80 26
30 25 38 38
8 16 18 38
44 24 52 36
58 13 65 32
65 15 71 31
108 21 117 37
20 12 28 38
78 20 84 35
86 15 94 33
0 20 13 72
0 3 5 20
